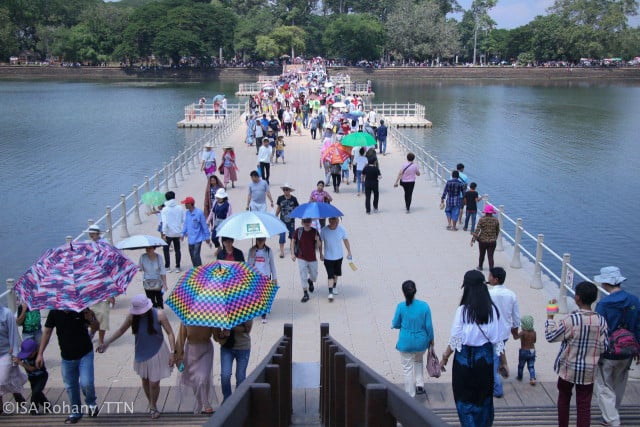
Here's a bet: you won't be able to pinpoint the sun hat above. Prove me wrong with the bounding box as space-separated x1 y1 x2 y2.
204 141 214 148
281 183 295 191
520 315 534 331
224 145 234 150
483 204 497 215
87 224 101 233
181 196 195 205
129 294 153 315
17 338 38 359
215 188 228 199
594 266 626 286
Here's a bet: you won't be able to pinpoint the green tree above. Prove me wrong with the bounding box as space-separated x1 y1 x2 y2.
469 0 497 65
233 8 273 60
549 0 638 31
254 34 279 59
322 14 385 61
0 7 19 60
270 25 306 57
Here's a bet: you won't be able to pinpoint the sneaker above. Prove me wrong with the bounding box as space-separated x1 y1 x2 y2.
530 379 536 386
89 404 100 417
332 287 339 295
175 267 182 273
373 209 378 213
301 293 309 303
328 293 334 302
415 386 426 395
307 279 315 293
166 268 173 273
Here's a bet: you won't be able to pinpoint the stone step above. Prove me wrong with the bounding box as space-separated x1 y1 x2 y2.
2 413 212 426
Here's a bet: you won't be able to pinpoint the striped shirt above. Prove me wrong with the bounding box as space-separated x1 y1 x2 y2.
545 310 608 385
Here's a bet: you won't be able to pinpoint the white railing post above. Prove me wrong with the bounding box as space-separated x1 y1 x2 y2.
120 195 130 238
496 205 505 251
433 158 440 186
154 171 160 192
531 234 544 289
66 236 72 244
510 218 523 268
163 163 170 192
144 176 150 194
559 253 571 314
191 146 198 169
105 206 113 244
6 279 16 313
171 157 178 188
179 153 185 181
133 185 142 225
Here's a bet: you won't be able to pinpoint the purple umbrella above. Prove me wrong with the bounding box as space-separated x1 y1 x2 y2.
15 241 139 312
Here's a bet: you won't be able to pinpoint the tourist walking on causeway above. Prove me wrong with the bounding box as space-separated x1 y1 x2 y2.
440 270 505 427
292 218 323 303
221 147 238 189
376 120 388 155
471 205 500 271
217 319 253 403
246 170 274 212
248 238 277 322
0 305 27 413
275 184 299 258
161 191 183 273
456 163 469 225
487 267 521 398
139 245 168 309
98 294 176 420
200 142 217 177
216 237 245 262
257 138 272 184
310 181 333 228
394 152 421 213
37 307 100 424
441 170 465 231
391 280 434 398
463 182 481 233
175 324 219 415
181 196 211 268
545 281 608 427
207 188 232 251
593 266 640 427
362 157 381 214
320 217 352 302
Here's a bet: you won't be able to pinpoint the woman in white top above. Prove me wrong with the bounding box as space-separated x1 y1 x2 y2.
201 143 217 177
440 270 505 427
247 238 277 323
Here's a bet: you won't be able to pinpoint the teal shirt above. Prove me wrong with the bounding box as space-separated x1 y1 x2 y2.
392 299 434 353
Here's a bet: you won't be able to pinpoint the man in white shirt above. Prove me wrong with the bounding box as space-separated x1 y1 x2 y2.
282 107 293 136
161 191 184 272
257 138 272 184
320 217 352 302
488 267 521 398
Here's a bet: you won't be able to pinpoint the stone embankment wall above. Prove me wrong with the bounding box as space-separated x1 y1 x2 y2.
1 64 639 81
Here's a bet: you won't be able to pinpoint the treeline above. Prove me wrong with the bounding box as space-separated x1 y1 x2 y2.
0 0 638 66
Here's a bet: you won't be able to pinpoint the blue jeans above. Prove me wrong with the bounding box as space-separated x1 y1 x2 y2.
464 211 477 232
355 170 363 193
60 351 96 418
220 347 251 401
493 342 507 397
188 242 202 267
279 221 295 245
379 138 387 154
517 349 536 380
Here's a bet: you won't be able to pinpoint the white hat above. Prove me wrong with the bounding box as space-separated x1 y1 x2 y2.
325 123 333 129
280 183 295 191
129 294 153 315
215 188 228 199
204 141 214 148
594 266 627 285
87 224 101 234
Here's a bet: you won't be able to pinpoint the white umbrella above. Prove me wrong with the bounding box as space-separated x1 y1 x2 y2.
332 101 347 109
216 211 287 240
116 235 167 250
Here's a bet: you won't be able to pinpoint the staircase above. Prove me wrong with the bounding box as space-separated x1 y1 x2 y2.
3 413 212 426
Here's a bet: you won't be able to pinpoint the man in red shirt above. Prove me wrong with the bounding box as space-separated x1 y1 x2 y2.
291 218 323 303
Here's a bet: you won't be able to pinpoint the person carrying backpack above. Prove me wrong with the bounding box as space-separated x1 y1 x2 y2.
593 266 640 427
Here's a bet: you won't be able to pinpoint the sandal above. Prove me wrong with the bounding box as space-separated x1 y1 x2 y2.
201 408 215 415
150 409 161 419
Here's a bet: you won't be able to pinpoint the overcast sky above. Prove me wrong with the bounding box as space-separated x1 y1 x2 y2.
452 0 640 29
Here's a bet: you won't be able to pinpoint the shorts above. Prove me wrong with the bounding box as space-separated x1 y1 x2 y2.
323 258 343 279
279 221 295 244
276 150 284 158
445 206 460 221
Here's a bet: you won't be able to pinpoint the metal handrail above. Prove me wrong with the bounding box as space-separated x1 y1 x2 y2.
390 126 607 312
2 107 245 310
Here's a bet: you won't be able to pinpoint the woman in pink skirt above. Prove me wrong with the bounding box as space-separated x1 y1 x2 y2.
98 295 176 419
222 146 238 189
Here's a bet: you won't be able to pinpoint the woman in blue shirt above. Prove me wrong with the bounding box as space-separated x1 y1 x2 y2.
391 280 434 397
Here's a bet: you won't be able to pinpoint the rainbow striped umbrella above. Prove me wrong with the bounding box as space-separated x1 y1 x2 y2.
15 241 139 312
166 261 279 329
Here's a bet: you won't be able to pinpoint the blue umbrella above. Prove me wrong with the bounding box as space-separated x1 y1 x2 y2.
289 202 344 219
213 94 225 102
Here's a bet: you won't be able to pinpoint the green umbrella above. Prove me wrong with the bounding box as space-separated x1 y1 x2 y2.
341 132 377 147
141 191 166 207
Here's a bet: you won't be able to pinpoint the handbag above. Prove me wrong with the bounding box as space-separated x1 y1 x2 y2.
426 347 441 378
218 164 224 174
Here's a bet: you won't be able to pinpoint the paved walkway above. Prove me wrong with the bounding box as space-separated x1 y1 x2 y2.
30 117 639 418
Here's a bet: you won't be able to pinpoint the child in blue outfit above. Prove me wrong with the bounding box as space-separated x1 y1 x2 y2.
14 338 49 414
341 158 351 185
